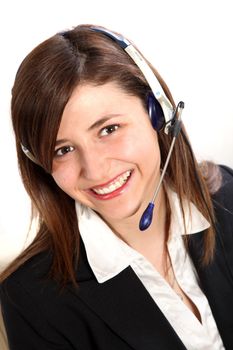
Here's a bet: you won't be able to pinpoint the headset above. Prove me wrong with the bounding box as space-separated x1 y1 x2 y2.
21 26 185 230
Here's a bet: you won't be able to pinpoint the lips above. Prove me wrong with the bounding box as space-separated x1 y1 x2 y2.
87 170 132 199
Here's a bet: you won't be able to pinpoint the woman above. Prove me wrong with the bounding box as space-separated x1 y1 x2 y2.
0 24 233 349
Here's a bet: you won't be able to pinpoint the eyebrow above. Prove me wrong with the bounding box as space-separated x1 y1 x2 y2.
87 114 122 131
55 139 70 147
55 114 123 147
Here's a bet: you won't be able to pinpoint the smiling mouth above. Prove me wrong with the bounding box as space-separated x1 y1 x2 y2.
91 170 132 195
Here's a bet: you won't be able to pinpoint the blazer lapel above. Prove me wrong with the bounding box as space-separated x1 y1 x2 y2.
188 229 233 349
74 243 186 350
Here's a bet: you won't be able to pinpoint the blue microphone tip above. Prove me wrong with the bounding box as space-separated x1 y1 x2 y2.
139 203 154 231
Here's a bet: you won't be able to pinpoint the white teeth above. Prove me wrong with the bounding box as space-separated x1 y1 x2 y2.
109 184 116 192
92 171 131 195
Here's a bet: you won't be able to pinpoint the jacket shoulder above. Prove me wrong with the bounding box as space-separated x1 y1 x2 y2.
0 249 96 348
0 251 52 293
212 165 233 218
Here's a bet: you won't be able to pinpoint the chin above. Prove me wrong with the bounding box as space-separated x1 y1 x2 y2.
95 198 144 225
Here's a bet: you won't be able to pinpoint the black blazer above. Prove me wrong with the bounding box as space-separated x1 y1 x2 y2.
1 166 233 350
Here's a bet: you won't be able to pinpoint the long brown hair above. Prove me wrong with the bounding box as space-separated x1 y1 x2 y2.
0 25 221 285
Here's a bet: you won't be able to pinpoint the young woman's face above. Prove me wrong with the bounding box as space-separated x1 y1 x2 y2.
52 82 161 225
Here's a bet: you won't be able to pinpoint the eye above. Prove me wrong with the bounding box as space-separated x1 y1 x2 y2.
99 124 119 137
54 145 75 158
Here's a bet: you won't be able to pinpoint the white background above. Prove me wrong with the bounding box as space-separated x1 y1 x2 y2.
0 0 232 269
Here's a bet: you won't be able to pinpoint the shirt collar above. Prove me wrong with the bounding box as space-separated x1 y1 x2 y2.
75 190 210 283
76 203 132 283
167 188 210 237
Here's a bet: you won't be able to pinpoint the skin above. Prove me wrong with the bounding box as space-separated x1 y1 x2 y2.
52 82 166 260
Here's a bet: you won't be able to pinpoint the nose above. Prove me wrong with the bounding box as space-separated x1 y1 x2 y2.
79 145 110 182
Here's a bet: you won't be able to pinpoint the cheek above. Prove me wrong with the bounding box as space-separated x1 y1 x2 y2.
132 129 161 178
118 127 160 165
52 163 78 193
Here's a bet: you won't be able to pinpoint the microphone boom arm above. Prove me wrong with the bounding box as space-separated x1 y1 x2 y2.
139 101 184 231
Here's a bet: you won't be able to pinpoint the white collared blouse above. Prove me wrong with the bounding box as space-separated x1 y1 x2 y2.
75 190 225 350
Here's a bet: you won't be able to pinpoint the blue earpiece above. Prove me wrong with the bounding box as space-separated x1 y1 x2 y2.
147 92 165 131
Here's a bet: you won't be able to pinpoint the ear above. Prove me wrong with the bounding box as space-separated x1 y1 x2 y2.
147 92 165 131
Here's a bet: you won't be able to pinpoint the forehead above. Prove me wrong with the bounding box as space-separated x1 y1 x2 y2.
64 82 128 113
57 82 145 135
